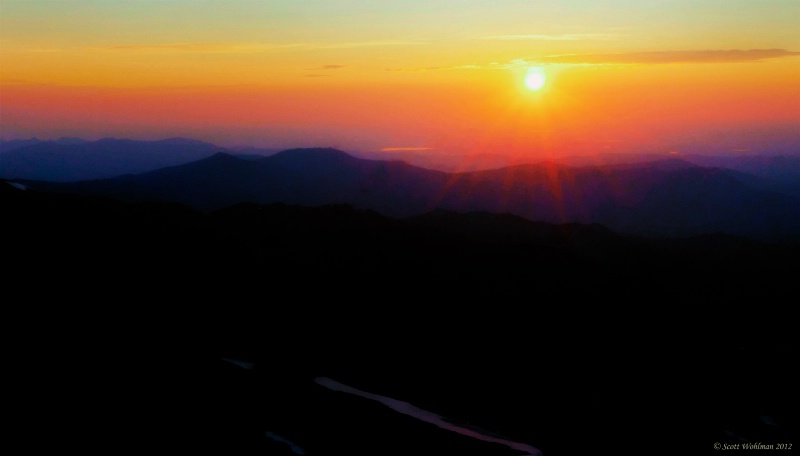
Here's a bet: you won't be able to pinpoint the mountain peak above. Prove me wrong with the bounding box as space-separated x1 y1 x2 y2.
649 157 696 171
156 137 215 147
273 147 353 159
204 151 241 162
266 147 358 169
55 137 88 145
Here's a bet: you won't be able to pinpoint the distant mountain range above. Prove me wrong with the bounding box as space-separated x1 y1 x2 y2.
0 137 222 181
5 139 798 242
4 136 800 182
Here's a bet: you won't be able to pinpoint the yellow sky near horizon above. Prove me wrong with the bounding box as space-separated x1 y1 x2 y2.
1 0 798 155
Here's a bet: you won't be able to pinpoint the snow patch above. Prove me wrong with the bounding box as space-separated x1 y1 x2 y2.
265 431 305 454
315 376 542 455
8 182 29 191
221 357 255 370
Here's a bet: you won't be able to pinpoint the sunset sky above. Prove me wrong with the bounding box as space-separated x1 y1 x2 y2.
1 0 798 159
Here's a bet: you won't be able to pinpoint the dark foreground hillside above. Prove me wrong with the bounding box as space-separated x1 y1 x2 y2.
3 181 796 455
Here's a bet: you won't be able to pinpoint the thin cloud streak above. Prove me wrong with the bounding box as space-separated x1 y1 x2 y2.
385 59 527 72
385 66 443 72
95 42 307 54
484 33 620 41
384 49 799 72
305 65 347 70
90 40 422 54
535 49 800 64
317 40 424 49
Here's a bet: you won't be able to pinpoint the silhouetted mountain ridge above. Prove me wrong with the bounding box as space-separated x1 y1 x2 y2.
7 145 800 241
268 146 358 163
0 137 223 181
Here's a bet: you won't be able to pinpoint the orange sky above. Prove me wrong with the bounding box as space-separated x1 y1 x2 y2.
1 1 798 159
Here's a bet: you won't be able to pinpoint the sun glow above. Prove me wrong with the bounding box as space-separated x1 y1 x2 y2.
524 67 546 91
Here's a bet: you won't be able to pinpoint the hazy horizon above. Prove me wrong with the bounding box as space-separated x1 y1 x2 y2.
1 1 798 161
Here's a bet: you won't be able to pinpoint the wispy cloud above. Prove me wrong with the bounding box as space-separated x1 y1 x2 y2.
381 147 434 151
385 66 443 72
97 42 305 54
305 65 347 70
484 33 620 41
384 49 800 72
95 40 421 54
26 48 62 53
535 49 800 64
317 40 423 49
385 59 527 72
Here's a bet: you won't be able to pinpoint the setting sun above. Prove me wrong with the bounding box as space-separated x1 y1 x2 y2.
524 67 546 91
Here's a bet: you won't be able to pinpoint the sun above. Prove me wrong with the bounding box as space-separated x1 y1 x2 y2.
524 67 546 91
